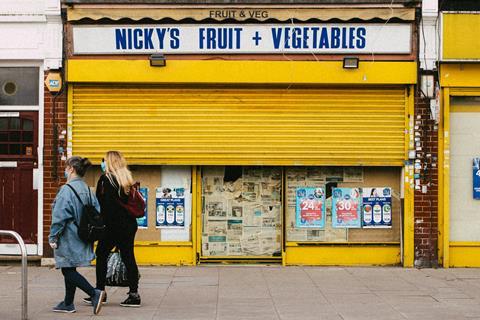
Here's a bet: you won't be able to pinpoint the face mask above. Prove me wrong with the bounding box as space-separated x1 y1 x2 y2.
64 169 69 179
101 161 106 173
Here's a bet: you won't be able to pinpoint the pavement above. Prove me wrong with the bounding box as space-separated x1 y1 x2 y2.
2 265 480 320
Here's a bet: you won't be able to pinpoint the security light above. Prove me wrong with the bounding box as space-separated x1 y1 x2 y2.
149 54 166 67
343 57 359 69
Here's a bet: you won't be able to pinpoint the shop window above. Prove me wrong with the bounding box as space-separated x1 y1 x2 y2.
84 165 193 242
202 166 282 257
286 167 401 243
0 67 39 106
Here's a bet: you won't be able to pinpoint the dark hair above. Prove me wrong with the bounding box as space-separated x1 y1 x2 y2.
65 156 92 177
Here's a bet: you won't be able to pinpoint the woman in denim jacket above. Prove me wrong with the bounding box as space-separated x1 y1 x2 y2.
48 156 105 315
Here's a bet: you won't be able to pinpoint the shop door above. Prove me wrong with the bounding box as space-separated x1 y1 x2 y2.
0 113 38 244
449 96 480 244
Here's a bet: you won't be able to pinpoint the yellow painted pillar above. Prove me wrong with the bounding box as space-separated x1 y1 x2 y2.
403 85 415 267
192 166 198 265
442 88 451 268
195 166 203 264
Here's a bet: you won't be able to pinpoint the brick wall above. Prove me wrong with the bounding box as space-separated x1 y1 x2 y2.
43 75 68 257
414 94 439 267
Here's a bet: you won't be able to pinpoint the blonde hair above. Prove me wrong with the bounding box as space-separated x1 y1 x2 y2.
105 151 133 194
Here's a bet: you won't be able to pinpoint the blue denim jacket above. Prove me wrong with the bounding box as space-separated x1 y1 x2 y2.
49 177 100 268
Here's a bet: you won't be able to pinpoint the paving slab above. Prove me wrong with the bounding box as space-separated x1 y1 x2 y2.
2 266 480 319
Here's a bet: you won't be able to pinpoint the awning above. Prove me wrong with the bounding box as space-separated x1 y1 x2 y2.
67 7 415 22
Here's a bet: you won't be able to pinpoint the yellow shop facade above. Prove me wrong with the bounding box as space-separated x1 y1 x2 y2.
439 12 480 267
64 2 418 266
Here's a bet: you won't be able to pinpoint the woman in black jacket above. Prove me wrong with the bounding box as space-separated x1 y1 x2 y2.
84 151 141 307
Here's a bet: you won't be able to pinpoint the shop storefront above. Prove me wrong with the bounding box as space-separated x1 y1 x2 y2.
0 0 62 257
64 2 417 266
439 12 480 267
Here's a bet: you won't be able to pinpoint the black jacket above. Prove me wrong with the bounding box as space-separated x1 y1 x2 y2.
96 174 137 235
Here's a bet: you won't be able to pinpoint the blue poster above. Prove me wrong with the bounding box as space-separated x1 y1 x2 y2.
156 187 186 228
295 187 325 228
362 187 392 228
474 158 480 200
332 188 362 228
136 187 148 228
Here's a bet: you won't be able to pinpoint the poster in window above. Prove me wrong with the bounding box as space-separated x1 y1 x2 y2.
156 187 185 228
136 187 148 229
332 188 362 228
474 158 480 200
295 187 325 228
362 187 392 228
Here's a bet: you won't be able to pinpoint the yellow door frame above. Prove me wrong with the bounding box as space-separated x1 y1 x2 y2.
403 86 415 267
439 64 480 267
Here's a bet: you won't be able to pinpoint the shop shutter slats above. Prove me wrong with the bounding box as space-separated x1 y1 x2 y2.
71 85 406 165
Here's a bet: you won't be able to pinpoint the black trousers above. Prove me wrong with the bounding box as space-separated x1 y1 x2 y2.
61 267 96 306
95 230 139 293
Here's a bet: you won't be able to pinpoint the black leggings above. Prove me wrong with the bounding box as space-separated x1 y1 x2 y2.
95 231 139 293
61 267 96 306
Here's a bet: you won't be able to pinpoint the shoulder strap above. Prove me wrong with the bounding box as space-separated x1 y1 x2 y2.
67 183 93 206
66 184 84 205
65 184 83 228
106 173 122 198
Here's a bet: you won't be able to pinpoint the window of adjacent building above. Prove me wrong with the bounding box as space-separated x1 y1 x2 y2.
451 96 480 106
0 67 39 106
0 117 34 155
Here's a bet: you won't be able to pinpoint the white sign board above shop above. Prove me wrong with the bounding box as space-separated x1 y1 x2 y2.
73 24 412 55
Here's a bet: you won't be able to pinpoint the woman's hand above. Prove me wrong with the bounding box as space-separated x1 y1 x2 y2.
49 242 58 249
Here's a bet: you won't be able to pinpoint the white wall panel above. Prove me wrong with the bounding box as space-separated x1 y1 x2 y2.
450 112 480 241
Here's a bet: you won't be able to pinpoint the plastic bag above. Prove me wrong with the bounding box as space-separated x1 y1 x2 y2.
105 251 130 287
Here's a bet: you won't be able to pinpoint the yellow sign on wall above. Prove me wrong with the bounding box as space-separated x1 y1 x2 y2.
45 71 63 93
443 13 480 60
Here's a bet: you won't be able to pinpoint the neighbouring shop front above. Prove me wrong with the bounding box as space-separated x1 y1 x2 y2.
65 2 417 266
0 1 61 257
439 11 480 267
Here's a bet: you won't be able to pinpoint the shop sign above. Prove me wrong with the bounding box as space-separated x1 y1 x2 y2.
474 158 480 200
295 187 325 228
136 187 148 229
156 187 185 228
73 24 411 54
332 188 362 228
362 187 392 228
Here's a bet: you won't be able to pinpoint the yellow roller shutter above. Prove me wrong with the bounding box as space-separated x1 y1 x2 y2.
70 85 406 166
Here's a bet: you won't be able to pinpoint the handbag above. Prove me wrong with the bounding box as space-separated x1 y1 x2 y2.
119 183 146 218
105 249 130 287
105 175 146 218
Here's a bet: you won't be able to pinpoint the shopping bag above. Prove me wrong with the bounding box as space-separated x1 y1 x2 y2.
105 250 130 287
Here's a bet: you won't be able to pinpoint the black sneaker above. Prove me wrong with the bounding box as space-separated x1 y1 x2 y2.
52 301 76 313
83 291 107 305
120 292 141 307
